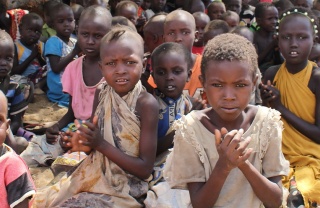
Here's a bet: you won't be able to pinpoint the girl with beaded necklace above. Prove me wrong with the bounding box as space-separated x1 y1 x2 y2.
260 6 320 207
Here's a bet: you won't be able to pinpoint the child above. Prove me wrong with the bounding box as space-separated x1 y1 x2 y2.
253 2 281 75
273 0 293 16
148 10 205 101
260 7 320 206
12 13 46 85
45 3 81 107
309 42 320 66
222 0 242 15
207 0 226 20
112 16 137 31
203 19 229 44
220 10 239 29
294 0 312 9
192 12 210 55
145 0 168 20
32 26 159 207
115 0 139 26
20 5 112 167
240 0 255 27
41 0 59 42
164 33 289 207
151 42 192 155
0 91 36 208
71 3 84 36
0 30 28 137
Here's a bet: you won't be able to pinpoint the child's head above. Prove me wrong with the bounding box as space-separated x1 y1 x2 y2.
141 0 151 10
43 0 60 28
309 42 320 66
163 10 196 52
19 13 43 46
231 26 254 43
77 5 112 59
193 12 210 47
273 0 293 16
150 0 167 13
112 16 138 32
0 91 9 147
115 1 139 26
255 2 278 33
143 13 167 53
294 0 313 9
314 0 320 11
207 1 226 20
71 3 84 34
200 33 258 117
221 10 239 29
131 0 142 6
99 26 144 97
203 19 229 44
52 3 75 39
278 7 318 67
151 42 192 99
222 0 242 15
0 30 14 79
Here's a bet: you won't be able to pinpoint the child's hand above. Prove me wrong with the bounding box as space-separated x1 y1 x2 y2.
46 123 60 144
259 81 282 109
75 116 104 150
73 42 82 56
61 130 91 153
191 97 207 110
214 128 252 173
137 13 146 27
30 44 39 59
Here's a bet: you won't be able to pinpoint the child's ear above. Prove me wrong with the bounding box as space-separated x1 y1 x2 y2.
252 73 258 90
6 119 11 134
187 69 192 82
314 35 319 44
194 30 199 42
198 74 205 88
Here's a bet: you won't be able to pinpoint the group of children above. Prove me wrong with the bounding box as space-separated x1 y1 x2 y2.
0 0 319 207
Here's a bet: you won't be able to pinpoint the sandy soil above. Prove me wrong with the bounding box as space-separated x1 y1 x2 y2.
23 91 68 125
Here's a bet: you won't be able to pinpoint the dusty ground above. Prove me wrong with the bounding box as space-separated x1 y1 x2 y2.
23 91 68 125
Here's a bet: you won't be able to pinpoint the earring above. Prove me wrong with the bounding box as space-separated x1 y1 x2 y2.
194 38 199 43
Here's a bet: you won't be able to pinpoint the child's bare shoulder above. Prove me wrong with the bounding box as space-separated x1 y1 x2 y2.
136 91 159 115
263 64 281 82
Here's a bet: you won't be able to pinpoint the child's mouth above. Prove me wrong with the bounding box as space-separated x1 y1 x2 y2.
116 79 128 84
166 85 175 91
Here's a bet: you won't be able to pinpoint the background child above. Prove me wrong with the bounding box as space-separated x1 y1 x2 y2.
32 26 159 208
220 10 239 29
207 0 226 20
151 42 192 155
0 91 36 208
115 0 139 26
222 0 242 15
192 11 210 55
0 30 28 138
20 5 112 167
41 0 59 42
253 2 282 75
12 13 46 85
45 3 81 107
203 19 229 44
164 33 289 207
260 7 320 207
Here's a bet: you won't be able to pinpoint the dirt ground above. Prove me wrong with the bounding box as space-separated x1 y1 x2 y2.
23 90 68 125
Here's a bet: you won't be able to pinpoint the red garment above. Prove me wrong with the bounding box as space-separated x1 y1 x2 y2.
7 9 27 41
192 46 204 55
0 144 35 208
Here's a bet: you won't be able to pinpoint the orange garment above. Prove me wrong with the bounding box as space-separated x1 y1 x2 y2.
274 61 320 206
148 54 203 99
138 7 144 17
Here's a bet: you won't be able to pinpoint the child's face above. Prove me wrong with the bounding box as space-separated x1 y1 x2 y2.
132 0 142 6
225 15 239 29
225 0 242 15
295 0 312 9
208 3 226 20
164 17 196 51
200 60 255 122
279 15 314 67
309 43 320 66
53 7 75 39
257 6 278 33
118 6 138 25
20 19 43 46
77 16 111 58
314 1 320 11
151 0 166 12
152 51 190 100
195 16 210 44
99 37 143 97
0 99 8 147
204 29 226 44
142 0 151 10
0 40 14 79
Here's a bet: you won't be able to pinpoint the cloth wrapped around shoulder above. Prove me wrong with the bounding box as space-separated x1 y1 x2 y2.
32 81 149 208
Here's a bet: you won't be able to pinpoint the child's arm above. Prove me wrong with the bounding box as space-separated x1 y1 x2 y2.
76 92 159 180
261 69 320 143
46 95 75 144
187 128 252 207
12 44 39 75
256 38 278 65
47 42 81 74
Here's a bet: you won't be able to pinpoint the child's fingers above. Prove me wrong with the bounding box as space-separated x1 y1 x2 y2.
238 148 253 163
235 136 251 156
226 129 244 155
92 116 98 127
214 129 222 146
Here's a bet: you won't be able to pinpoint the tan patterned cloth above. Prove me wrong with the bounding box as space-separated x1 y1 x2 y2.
32 81 148 208
162 106 289 207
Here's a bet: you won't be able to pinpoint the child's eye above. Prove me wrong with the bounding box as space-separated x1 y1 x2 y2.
81 32 88 37
236 83 246 87
173 70 182 75
126 61 137 65
105 62 115 66
182 31 190 35
155 70 165 75
168 32 175 36
298 36 307 40
68 19 74 23
95 34 102 38
6 56 13 61
212 83 222 87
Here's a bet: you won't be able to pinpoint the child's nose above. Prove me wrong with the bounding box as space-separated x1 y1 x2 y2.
223 87 236 100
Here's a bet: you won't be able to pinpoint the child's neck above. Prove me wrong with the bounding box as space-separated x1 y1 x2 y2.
285 60 309 74
20 39 35 50
57 34 71 44
257 28 274 37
